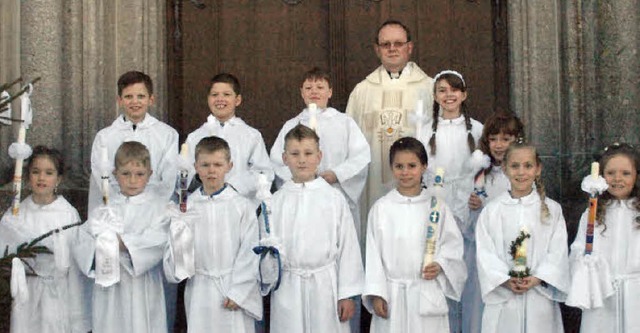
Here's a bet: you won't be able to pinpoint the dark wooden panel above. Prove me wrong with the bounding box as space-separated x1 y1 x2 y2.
169 0 507 146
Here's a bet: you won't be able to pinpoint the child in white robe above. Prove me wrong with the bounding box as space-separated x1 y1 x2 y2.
270 67 371 243
567 143 640 333
88 70 178 213
463 112 524 333
363 137 466 333
163 136 262 332
185 73 273 202
0 146 91 333
418 69 483 331
419 70 483 225
476 140 570 333
268 124 364 333
74 141 170 333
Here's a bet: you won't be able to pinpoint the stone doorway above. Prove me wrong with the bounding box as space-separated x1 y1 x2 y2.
166 0 510 332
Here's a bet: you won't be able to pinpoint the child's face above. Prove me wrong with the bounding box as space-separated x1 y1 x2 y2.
488 132 516 165
195 150 232 195
504 148 541 198
603 154 637 200
114 161 152 197
283 138 322 183
118 83 154 124
208 82 241 123
435 79 467 116
391 151 426 196
300 79 332 109
28 156 61 202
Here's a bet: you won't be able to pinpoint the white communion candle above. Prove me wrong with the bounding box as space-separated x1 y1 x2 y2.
180 143 189 159
308 103 318 130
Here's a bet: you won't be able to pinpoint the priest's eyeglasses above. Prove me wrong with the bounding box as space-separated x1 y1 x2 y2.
377 41 409 49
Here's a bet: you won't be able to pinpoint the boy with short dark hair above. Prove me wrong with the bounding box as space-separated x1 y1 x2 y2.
270 67 370 243
75 141 170 333
164 135 262 332
268 124 364 332
88 70 179 213
185 73 273 203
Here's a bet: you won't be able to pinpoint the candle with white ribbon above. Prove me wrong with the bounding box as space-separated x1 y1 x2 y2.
308 103 317 131
585 162 600 254
101 147 110 205
11 127 26 216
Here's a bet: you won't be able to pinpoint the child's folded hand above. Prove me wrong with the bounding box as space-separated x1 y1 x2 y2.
223 297 239 311
468 193 483 210
320 170 338 184
372 296 388 319
337 298 355 322
422 262 442 280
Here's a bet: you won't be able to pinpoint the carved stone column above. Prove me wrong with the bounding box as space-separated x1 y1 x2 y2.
0 0 167 216
508 0 640 218
0 0 21 178
508 0 565 198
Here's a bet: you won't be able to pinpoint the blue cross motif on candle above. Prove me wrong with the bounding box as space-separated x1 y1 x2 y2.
430 211 440 223
427 225 435 238
434 175 442 184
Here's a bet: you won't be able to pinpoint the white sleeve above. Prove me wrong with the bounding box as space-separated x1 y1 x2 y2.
362 203 389 312
332 118 371 204
434 204 467 301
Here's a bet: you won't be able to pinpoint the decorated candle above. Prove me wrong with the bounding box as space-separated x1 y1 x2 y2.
179 143 190 212
513 225 529 274
11 126 26 215
423 168 445 268
101 146 109 205
585 162 600 254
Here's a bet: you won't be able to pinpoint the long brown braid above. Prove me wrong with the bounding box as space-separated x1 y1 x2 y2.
428 72 475 155
462 104 476 153
534 175 551 222
504 141 550 223
428 98 439 155
594 143 640 232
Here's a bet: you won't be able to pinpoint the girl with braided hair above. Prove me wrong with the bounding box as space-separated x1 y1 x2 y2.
417 70 483 331
419 70 483 225
475 140 569 333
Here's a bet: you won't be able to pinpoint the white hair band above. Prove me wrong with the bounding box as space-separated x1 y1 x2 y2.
434 70 465 87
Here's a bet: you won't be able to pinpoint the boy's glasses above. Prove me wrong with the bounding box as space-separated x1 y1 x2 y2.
377 41 409 49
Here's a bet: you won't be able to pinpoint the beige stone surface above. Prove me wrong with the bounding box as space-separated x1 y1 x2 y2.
0 0 166 218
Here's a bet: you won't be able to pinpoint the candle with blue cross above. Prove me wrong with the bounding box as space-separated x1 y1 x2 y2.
423 167 445 268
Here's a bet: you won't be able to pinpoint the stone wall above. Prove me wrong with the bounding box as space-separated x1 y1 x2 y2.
508 0 640 224
0 0 167 218
508 2 639 330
